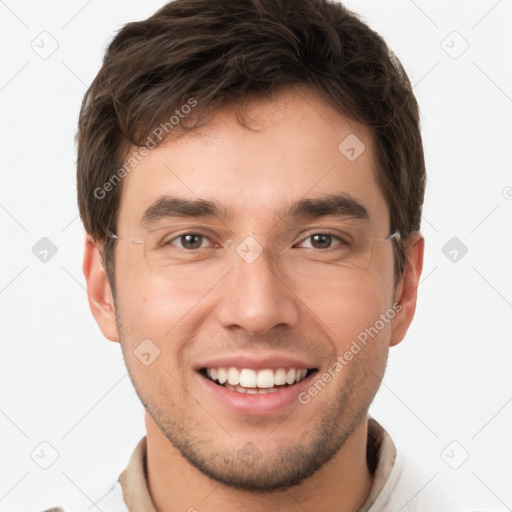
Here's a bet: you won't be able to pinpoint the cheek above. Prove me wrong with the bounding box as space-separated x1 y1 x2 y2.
114 285 177 375
303 272 394 352
115 260 201 335
115 283 191 408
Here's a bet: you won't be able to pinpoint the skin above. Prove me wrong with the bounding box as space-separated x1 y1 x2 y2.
84 85 424 512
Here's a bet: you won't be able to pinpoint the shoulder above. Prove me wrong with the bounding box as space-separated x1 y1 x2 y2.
368 448 493 512
364 419 497 512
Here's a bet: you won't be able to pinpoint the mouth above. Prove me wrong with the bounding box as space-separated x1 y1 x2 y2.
199 366 318 394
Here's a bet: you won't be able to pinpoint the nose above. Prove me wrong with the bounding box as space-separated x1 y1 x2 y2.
215 243 300 336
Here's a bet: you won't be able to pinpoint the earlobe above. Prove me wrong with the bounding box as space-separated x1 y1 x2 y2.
82 234 120 342
389 232 424 347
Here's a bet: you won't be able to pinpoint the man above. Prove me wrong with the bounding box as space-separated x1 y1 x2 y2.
73 0 460 510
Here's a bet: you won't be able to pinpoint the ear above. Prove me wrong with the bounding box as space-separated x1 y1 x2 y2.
82 234 120 342
389 232 424 347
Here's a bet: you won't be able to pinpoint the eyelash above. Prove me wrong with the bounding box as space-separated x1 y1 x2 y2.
166 232 347 251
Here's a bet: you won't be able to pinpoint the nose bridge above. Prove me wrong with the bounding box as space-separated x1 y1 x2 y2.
216 235 300 335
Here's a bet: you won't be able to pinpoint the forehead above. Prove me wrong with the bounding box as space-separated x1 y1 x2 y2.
117 86 389 233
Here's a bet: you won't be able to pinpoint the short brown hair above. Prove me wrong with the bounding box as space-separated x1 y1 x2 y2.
77 0 426 289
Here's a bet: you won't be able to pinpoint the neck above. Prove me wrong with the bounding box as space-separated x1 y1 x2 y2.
145 413 374 512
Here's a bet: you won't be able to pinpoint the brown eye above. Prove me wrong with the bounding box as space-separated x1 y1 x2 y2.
310 234 332 249
298 233 342 250
171 234 210 250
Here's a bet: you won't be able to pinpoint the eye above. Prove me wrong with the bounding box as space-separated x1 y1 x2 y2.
297 233 345 250
169 233 213 250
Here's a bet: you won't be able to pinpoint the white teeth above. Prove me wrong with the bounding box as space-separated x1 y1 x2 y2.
217 368 227 384
274 368 287 385
286 368 296 385
227 367 240 385
259 387 278 394
295 369 307 382
204 366 310 390
225 383 279 394
239 369 256 387
256 369 275 388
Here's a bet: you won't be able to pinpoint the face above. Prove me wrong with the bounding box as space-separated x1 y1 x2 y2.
102 86 405 491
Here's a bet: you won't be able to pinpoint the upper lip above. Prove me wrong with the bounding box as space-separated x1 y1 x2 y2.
196 354 318 371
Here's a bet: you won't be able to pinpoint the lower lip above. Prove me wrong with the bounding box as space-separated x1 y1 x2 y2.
199 371 316 416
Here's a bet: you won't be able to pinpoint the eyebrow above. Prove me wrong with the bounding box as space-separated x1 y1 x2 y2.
140 193 370 227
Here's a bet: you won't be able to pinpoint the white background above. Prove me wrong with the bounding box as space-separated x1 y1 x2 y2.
0 0 511 510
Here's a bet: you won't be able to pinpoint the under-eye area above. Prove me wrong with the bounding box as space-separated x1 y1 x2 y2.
199 367 319 394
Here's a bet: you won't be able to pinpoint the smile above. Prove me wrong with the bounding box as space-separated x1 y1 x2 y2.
200 367 317 394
